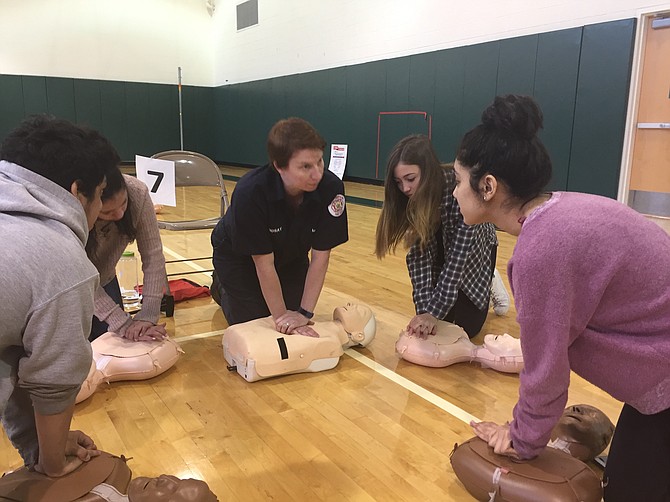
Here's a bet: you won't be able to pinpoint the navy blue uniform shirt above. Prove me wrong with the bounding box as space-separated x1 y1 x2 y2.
212 164 348 293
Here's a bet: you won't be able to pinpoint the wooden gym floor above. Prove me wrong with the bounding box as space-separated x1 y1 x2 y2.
1 165 664 500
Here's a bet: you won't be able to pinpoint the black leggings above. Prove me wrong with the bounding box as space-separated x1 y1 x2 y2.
603 404 670 502
443 245 497 338
444 290 488 338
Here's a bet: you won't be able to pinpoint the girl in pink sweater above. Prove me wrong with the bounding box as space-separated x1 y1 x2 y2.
454 94 670 501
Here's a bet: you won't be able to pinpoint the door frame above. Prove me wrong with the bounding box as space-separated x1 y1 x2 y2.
618 6 670 205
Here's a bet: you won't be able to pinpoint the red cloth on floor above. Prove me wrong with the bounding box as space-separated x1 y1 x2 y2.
140 279 211 302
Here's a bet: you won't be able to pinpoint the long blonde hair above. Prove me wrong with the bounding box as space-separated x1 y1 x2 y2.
375 135 446 258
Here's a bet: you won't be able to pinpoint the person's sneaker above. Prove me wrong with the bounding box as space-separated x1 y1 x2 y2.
490 269 510 316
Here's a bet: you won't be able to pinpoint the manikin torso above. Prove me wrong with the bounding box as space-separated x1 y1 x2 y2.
223 303 376 382
395 320 524 373
76 333 183 404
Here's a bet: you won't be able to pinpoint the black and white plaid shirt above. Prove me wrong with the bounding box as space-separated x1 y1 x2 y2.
406 169 498 317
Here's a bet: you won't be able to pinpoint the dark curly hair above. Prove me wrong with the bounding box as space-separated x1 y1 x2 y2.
456 94 552 206
0 114 119 200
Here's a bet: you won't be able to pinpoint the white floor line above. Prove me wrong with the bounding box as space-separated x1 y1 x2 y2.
174 329 226 343
162 244 479 425
345 349 480 425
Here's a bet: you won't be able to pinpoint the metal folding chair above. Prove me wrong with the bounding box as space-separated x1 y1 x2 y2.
150 150 230 316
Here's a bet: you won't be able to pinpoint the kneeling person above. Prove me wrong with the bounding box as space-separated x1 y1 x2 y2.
212 117 348 334
0 116 120 476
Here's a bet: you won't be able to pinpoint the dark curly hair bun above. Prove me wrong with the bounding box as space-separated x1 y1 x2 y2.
481 94 543 140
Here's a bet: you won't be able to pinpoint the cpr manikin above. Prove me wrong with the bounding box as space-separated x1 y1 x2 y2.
451 404 614 502
0 452 218 501
76 333 183 403
223 303 376 382
548 404 615 462
395 320 524 373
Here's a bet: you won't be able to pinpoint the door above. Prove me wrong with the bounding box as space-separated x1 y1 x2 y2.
629 14 670 216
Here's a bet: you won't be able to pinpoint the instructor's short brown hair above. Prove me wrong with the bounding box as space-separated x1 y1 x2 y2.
267 117 326 168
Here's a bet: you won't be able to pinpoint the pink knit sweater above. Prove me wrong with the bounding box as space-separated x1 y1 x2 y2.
88 175 166 334
508 191 670 459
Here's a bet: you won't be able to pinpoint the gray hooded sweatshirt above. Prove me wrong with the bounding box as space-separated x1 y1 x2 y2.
0 161 97 465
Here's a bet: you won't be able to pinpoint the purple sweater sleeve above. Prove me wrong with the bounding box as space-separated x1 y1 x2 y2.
510 317 571 459
507 237 575 459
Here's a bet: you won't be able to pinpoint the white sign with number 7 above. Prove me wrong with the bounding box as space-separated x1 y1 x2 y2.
135 155 176 207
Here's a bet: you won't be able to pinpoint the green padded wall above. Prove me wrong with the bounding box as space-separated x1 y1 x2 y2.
125 82 152 159
497 35 538 97
74 79 103 131
182 85 216 157
343 60 387 179
0 77 206 162
45 77 76 122
433 48 466 162
146 83 181 156
22 76 48 116
569 19 636 197
99 80 128 159
534 28 582 192
462 42 500 132
213 19 636 198
0 75 24 141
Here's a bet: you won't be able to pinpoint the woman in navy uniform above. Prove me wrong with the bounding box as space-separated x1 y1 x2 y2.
212 118 348 334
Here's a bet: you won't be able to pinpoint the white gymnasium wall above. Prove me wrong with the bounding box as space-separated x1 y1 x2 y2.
0 0 214 86
212 0 670 85
2 1 670 88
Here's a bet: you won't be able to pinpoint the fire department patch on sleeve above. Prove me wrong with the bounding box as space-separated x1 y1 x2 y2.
328 194 346 217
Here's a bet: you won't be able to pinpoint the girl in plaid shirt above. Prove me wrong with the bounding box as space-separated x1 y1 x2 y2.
375 135 499 338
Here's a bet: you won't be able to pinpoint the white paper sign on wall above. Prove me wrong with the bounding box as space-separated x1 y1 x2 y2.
328 144 348 180
135 155 176 207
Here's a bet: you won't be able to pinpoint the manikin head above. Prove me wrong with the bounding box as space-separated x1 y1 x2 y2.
482 333 522 357
128 475 218 502
474 333 524 373
550 404 615 462
333 303 376 347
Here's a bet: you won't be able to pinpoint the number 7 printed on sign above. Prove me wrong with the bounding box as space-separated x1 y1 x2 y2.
135 155 177 207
